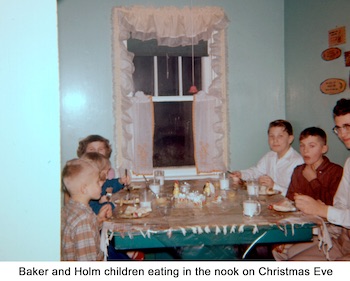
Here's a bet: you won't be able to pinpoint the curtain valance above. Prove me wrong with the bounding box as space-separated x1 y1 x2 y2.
115 6 229 47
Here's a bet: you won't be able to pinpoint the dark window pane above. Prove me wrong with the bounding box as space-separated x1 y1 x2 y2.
182 56 202 95
158 56 179 96
128 38 208 57
133 56 154 95
153 102 195 167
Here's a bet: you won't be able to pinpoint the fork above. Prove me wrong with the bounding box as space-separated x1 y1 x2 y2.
124 169 131 200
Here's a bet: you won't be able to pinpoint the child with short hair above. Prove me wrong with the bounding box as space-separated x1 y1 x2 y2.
273 127 343 261
61 158 112 261
229 119 304 196
77 137 143 260
286 127 342 205
70 135 130 214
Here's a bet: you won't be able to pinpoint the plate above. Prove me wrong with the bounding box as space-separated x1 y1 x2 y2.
119 212 151 219
259 190 281 196
271 200 297 212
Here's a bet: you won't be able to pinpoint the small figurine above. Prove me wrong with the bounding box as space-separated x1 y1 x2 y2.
203 181 211 197
173 180 180 198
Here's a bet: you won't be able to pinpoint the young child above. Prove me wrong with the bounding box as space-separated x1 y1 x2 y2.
289 99 350 260
77 136 143 260
61 157 112 261
77 135 115 179
229 119 304 196
285 127 342 205
76 135 130 214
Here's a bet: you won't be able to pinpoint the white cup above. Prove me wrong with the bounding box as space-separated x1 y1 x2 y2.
243 199 261 217
149 178 160 195
154 170 165 185
140 189 152 208
247 179 259 197
219 172 230 190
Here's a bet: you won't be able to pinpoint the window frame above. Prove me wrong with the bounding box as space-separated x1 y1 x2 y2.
112 6 230 179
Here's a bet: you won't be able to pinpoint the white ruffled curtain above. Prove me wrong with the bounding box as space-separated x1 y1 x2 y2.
112 6 229 175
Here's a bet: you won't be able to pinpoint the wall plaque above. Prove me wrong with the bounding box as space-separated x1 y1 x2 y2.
321 47 341 61
320 78 346 95
328 26 346 47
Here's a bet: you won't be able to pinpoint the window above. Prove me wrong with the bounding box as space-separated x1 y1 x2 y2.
129 39 208 172
112 6 229 178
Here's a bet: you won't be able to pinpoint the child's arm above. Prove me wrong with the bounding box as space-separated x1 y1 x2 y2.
105 178 126 193
97 204 112 224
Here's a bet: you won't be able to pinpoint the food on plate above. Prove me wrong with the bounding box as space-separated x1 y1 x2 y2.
271 199 297 212
115 198 140 206
120 206 152 218
259 186 279 195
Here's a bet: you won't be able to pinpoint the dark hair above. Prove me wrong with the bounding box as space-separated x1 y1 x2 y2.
268 119 293 135
333 98 350 117
76 135 112 158
299 127 327 145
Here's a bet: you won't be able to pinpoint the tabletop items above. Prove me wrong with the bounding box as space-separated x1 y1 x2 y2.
111 177 295 221
101 177 318 261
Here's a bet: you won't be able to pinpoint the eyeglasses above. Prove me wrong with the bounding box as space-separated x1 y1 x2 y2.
332 124 350 135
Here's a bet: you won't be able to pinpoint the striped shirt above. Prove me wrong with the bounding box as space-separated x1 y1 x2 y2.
61 199 103 261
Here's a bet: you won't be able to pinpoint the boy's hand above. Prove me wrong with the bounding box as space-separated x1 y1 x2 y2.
228 171 241 183
294 194 328 218
302 165 317 182
97 204 112 222
258 175 274 189
119 175 131 186
229 171 241 178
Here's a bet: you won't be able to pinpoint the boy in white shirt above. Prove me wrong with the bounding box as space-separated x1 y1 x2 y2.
230 119 304 196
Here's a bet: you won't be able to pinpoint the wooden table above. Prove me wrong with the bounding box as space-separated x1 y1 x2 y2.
102 179 316 260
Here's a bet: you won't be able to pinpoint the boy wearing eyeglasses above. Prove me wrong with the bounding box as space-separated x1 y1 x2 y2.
283 98 350 260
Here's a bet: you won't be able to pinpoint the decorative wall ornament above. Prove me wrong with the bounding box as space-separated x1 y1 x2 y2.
321 47 341 61
320 78 346 95
328 26 346 47
344 51 350 67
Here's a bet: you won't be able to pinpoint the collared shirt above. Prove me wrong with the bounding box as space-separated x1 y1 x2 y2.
240 147 304 196
61 199 103 261
328 157 350 229
286 156 343 205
